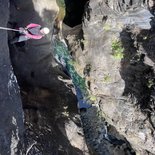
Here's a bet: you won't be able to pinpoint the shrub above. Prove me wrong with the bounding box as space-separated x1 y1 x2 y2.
111 40 124 60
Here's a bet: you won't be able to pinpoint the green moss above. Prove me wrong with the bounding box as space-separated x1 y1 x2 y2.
111 40 124 60
56 0 66 8
103 24 111 31
89 95 97 101
81 39 88 47
147 79 154 88
102 74 111 83
68 60 77 66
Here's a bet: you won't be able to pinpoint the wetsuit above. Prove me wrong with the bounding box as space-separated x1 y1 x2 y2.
11 23 44 43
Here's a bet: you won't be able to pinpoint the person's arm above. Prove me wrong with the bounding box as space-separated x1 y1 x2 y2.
19 27 27 34
26 23 41 29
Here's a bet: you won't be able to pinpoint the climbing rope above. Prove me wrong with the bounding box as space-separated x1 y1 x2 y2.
0 26 20 32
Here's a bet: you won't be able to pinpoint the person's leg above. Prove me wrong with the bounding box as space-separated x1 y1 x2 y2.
17 35 29 43
10 35 29 44
18 35 29 42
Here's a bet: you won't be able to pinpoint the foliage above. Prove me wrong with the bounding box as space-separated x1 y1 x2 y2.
81 39 88 47
102 74 111 83
68 60 77 66
147 79 154 88
103 24 111 31
111 40 124 60
56 0 66 8
89 95 97 101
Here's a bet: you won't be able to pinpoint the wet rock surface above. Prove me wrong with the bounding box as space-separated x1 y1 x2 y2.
1 0 155 154
66 0 155 154
22 86 88 155
8 0 89 154
0 0 24 155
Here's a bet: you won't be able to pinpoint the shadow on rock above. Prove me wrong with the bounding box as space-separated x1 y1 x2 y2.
120 28 155 111
9 0 89 154
22 85 87 155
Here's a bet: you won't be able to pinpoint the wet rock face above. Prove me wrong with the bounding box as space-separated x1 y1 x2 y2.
5 0 155 154
104 0 148 13
22 87 89 155
9 0 89 154
75 0 155 154
0 0 24 155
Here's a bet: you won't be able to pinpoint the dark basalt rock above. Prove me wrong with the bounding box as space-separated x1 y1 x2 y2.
64 0 89 27
1 0 155 154
8 0 89 154
0 0 24 154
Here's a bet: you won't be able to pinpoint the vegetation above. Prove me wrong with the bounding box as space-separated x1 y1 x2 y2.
102 74 111 83
103 24 111 31
147 79 154 88
81 39 88 47
89 94 97 101
68 60 77 66
111 40 124 60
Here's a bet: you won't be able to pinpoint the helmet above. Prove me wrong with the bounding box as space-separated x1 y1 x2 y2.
40 27 50 35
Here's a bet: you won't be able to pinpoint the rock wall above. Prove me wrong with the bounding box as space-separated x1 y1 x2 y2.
9 0 89 154
3 0 155 154
78 0 155 154
0 0 24 154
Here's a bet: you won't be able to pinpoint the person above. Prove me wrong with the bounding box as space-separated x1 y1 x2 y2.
11 23 50 44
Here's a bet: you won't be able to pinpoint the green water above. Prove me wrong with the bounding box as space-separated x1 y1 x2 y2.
53 39 90 103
